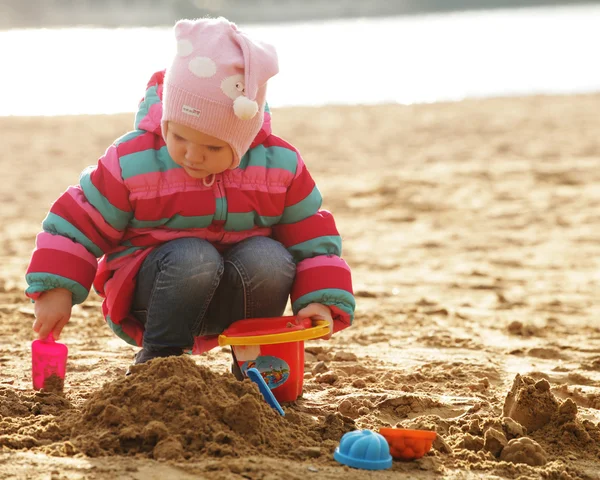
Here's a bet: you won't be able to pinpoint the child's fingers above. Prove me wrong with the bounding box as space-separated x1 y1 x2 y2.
37 320 55 340
296 306 311 319
297 304 334 339
34 313 65 340
319 319 334 340
52 317 69 341
32 317 42 333
52 325 63 341
297 304 326 319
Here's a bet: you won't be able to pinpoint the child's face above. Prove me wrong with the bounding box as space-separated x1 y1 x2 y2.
165 122 234 179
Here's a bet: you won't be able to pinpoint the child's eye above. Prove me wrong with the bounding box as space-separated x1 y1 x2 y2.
207 146 222 152
173 134 184 141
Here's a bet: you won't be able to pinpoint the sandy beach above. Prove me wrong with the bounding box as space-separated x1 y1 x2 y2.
1 94 600 479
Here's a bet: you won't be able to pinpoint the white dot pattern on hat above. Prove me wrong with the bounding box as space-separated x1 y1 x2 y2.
188 57 217 78
177 39 193 57
220 74 245 100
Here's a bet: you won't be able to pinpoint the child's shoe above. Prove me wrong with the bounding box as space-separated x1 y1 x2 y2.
125 346 184 375
135 346 183 364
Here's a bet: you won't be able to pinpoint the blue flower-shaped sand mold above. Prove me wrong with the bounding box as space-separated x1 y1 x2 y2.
334 430 392 470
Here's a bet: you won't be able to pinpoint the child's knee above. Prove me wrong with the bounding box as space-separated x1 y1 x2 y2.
223 238 294 297
158 238 223 275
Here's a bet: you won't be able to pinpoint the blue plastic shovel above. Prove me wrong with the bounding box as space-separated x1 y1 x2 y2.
246 367 285 416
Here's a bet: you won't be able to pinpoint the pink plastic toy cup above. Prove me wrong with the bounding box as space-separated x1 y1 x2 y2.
31 334 68 391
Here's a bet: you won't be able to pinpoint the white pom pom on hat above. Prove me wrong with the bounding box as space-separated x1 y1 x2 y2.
233 95 259 120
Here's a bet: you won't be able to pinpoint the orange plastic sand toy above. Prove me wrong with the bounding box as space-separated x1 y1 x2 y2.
379 428 437 460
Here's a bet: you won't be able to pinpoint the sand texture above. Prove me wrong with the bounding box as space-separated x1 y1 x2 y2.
1 94 600 479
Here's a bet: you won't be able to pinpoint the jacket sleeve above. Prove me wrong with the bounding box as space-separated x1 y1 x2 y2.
272 152 355 332
25 145 133 305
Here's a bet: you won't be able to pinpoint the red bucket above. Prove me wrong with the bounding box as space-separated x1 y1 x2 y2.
219 316 329 402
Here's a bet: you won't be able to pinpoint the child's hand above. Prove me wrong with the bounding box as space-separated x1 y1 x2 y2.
297 303 334 340
32 288 73 340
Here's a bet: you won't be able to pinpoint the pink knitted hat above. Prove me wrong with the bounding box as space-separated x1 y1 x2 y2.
162 17 279 166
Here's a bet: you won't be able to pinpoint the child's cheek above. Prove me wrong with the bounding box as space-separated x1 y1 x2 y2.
168 143 183 163
166 143 175 160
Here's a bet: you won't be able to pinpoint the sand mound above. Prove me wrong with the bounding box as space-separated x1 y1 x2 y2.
502 374 600 459
0 386 73 452
503 375 559 432
500 437 547 466
68 356 354 461
0 386 71 418
399 374 600 479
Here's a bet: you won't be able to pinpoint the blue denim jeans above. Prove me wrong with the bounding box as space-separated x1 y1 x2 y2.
131 236 296 351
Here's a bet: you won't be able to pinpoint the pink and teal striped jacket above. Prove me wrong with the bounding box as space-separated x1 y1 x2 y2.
25 71 355 353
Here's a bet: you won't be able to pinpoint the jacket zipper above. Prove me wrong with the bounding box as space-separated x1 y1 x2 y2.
214 175 227 223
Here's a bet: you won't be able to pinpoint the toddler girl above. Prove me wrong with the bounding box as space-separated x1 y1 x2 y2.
26 17 355 368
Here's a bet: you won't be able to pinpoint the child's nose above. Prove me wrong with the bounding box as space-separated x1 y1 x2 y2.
185 145 204 163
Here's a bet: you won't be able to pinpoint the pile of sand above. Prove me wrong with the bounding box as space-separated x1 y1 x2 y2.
1 356 357 462
65 356 354 461
41 375 65 394
400 374 600 479
4 362 598 478
0 386 70 418
0 386 72 451
503 375 559 432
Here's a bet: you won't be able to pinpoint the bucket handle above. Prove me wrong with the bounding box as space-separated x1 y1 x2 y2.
218 319 331 346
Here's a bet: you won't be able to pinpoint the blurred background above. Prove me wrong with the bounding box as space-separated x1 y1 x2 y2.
0 0 599 115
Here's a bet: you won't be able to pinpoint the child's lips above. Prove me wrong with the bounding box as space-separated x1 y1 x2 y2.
184 164 204 171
